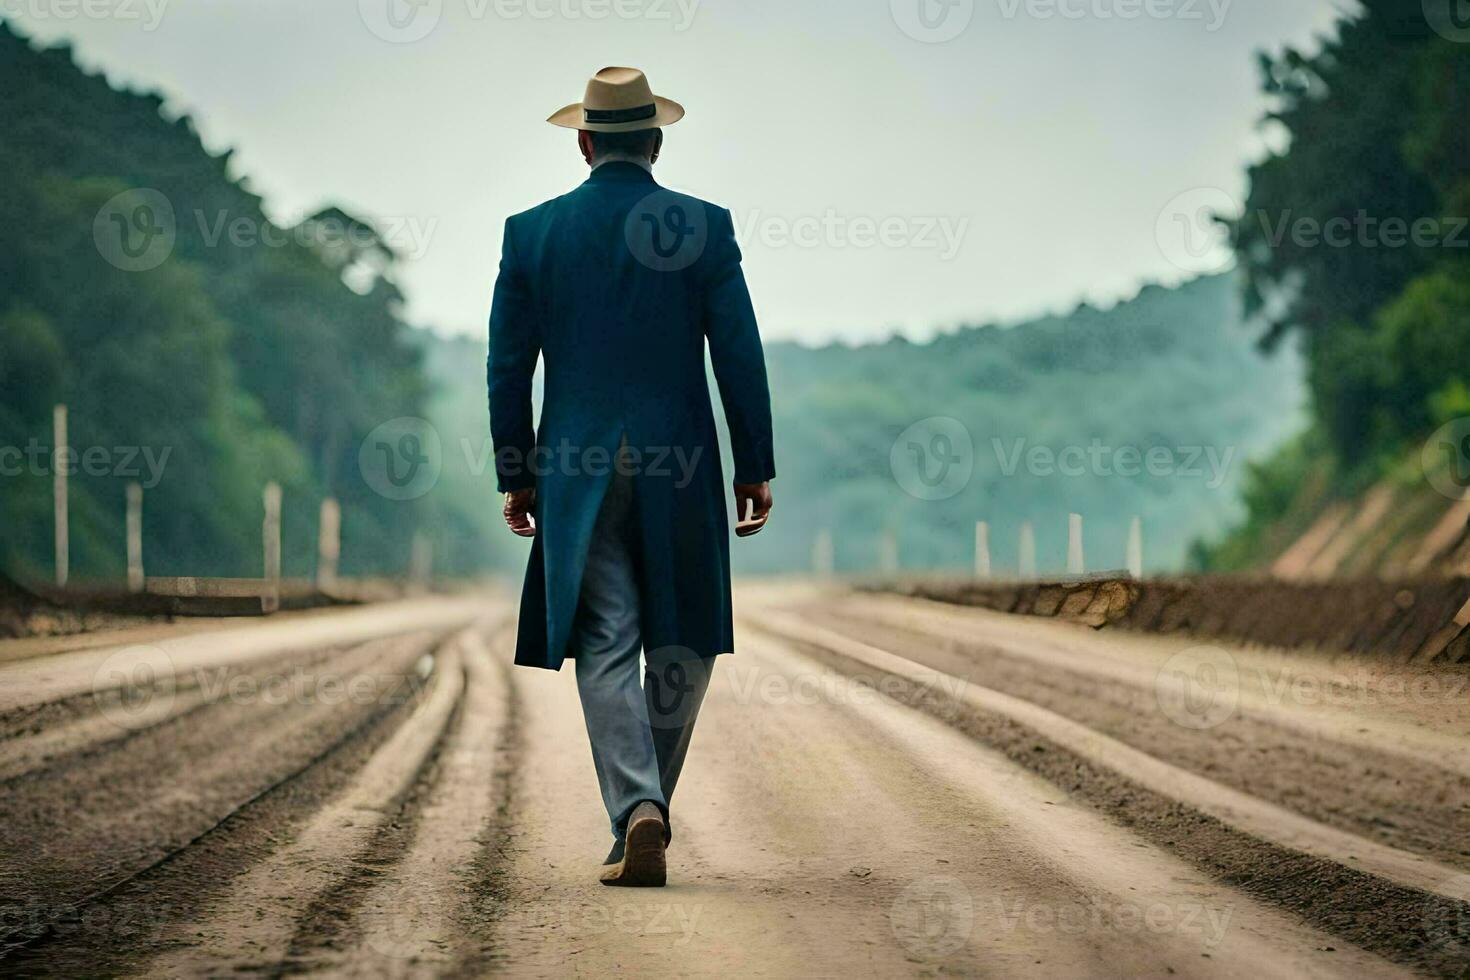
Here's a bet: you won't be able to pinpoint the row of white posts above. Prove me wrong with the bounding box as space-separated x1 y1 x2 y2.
49 405 432 599
50 401 1134 591
812 513 1145 580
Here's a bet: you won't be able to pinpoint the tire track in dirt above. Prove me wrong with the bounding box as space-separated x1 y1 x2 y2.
0 633 465 977
0 641 387 783
0 631 443 956
744 607 1470 977
804 593 1470 870
130 639 466 977
0 595 488 716
284 628 517 977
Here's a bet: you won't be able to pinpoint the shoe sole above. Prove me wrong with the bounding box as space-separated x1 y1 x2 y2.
599 813 667 887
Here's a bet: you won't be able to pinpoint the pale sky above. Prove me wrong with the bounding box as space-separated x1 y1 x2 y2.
6 0 1352 343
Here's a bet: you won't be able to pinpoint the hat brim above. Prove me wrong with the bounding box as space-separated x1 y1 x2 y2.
547 95 685 132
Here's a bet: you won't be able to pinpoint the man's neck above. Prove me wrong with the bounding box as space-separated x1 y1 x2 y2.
591 152 653 173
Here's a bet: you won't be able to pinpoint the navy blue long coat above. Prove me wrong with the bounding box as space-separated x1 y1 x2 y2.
487 161 775 671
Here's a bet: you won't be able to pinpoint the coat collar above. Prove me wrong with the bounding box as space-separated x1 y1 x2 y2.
584 160 658 185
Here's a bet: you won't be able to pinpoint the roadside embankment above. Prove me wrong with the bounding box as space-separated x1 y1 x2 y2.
871 575 1470 665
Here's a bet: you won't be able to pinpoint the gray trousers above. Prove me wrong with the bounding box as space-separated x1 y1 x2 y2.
571 458 714 841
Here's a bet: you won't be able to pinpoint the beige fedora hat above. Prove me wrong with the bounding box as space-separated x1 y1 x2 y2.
547 66 685 133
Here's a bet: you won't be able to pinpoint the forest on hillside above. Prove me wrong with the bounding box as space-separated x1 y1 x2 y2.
1200 0 1470 569
0 21 492 584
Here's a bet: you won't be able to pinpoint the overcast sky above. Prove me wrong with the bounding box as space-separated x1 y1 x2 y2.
7 0 1351 343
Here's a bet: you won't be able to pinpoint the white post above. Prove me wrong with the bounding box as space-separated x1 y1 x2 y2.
126 483 144 593
974 521 991 579
262 482 282 613
1067 513 1085 576
410 531 432 592
1126 516 1143 579
53 404 68 588
317 497 341 590
812 528 834 579
1018 522 1036 579
879 529 899 576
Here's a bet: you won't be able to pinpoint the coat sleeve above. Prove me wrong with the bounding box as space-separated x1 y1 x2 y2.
702 207 776 485
487 218 541 493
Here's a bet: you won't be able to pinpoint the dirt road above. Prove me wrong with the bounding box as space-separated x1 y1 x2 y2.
1 586 1466 977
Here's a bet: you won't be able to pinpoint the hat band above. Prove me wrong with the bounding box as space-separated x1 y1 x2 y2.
584 103 657 125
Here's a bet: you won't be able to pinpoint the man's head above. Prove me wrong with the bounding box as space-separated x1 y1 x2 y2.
578 127 663 169
550 67 681 169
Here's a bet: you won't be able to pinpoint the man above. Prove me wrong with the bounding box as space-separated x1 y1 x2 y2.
487 67 775 887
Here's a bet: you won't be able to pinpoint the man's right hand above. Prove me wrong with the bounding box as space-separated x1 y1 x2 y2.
503 488 536 537
733 482 772 537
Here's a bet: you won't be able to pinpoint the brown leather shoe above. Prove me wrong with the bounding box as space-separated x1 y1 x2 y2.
599 801 667 887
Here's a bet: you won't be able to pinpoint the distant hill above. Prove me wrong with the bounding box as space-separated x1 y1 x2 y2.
425 273 1305 576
